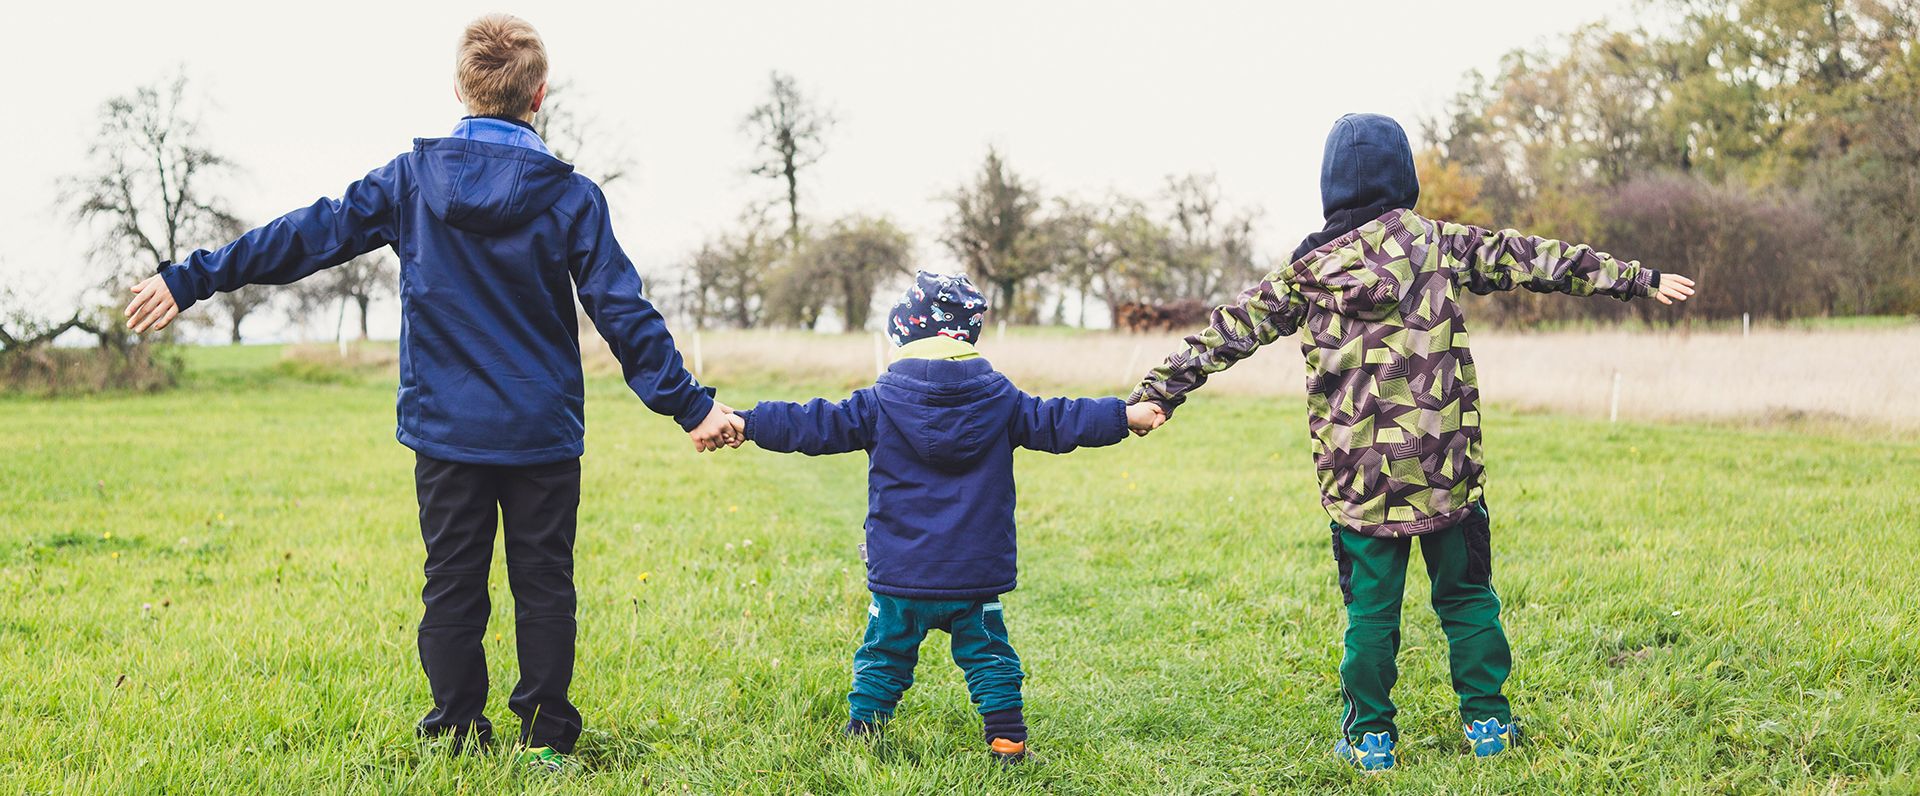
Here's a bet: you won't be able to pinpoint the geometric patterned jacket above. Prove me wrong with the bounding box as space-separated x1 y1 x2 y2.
1130 209 1659 537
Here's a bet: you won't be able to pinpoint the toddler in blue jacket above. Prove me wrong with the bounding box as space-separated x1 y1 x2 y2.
120 15 738 768
727 272 1163 761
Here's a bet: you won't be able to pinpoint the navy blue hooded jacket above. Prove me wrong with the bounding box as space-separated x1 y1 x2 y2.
738 358 1127 600
1291 113 1422 262
159 132 713 465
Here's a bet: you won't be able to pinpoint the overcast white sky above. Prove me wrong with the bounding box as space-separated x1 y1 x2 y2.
3 0 1635 339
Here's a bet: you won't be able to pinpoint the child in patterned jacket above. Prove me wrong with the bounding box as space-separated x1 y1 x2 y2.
725 272 1164 762
1129 113 1696 771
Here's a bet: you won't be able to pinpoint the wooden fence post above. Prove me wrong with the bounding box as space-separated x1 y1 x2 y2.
1609 370 1623 424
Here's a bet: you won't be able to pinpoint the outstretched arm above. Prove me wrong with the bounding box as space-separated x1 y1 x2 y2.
1127 269 1309 418
1438 222 1659 301
126 159 402 332
738 392 877 456
1009 393 1129 453
569 183 722 440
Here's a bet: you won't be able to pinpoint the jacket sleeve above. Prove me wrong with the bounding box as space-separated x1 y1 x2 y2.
738 391 876 455
1009 393 1129 453
1437 221 1659 300
569 183 716 432
158 158 401 310
1127 268 1309 417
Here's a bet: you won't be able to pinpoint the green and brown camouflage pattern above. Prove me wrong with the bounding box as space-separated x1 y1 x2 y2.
1130 209 1657 537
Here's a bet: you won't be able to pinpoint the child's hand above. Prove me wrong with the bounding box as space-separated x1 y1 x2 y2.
1654 273 1696 305
124 275 180 333
725 414 746 441
1126 402 1167 437
689 402 743 452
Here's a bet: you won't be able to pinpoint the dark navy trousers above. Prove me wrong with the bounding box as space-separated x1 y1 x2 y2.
413 454 582 752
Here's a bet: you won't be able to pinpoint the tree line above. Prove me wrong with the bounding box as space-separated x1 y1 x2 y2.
675 73 1263 332
1422 0 1920 324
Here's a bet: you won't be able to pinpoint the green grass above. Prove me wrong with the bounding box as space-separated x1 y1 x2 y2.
3 346 1917 794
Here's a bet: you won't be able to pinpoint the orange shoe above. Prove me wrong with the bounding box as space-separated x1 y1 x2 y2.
989 737 1028 763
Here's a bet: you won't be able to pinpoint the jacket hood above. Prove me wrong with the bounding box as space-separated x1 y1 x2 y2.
413 138 575 235
1294 114 1420 262
872 357 1016 469
1320 113 1419 217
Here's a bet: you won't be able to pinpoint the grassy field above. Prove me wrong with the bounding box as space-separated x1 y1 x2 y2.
3 344 1918 794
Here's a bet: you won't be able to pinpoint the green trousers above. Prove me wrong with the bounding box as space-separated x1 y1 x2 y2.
848 594 1023 722
1333 502 1511 741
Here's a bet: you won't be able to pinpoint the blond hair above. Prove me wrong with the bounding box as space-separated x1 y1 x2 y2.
455 14 548 117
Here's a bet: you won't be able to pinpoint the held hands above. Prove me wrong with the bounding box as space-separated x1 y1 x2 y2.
1654 273 1696 306
689 402 745 452
124 275 181 333
1126 402 1167 437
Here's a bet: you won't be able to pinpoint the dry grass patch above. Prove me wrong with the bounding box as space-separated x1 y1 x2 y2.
591 323 1920 431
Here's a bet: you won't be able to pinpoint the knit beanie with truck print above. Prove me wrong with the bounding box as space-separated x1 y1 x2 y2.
888 271 988 346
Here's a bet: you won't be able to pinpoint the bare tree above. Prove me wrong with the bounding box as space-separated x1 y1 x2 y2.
64 71 240 286
289 252 398 341
941 148 1047 322
186 218 275 344
201 284 273 344
742 71 836 251
533 80 635 186
63 71 258 341
1161 174 1261 303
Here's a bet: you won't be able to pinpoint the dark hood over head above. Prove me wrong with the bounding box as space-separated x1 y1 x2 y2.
872 357 1017 469
414 138 576 235
1293 113 1421 262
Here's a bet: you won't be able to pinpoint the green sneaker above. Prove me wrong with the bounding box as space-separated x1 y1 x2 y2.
518 746 574 772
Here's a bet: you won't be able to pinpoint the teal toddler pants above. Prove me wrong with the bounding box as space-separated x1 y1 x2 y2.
848 593 1023 722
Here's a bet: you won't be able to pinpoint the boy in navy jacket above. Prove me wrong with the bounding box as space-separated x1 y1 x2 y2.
727 272 1163 761
120 15 737 767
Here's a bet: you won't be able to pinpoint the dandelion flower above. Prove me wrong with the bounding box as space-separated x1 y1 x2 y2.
111 552 120 559
638 571 651 583
103 531 113 540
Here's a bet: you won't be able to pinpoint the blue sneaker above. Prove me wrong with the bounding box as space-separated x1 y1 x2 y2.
1464 718 1513 757
1333 731 1395 771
